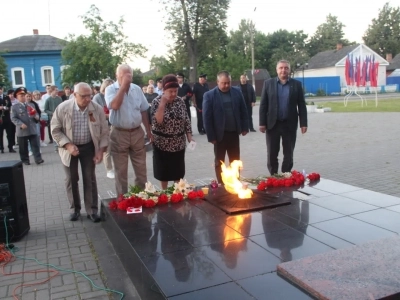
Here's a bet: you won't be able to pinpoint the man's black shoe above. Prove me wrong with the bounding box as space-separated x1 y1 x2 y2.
250 129 256 132
70 212 81 221
9 149 16 153
49 140 53 144
1 149 4 154
199 132 205 135
23 161 30 165
36 159 44 165
87 214 101 223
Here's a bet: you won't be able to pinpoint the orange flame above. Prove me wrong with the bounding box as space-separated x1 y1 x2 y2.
221 160 253 199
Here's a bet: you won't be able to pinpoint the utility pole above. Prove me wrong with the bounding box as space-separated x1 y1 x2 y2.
250 7 256 92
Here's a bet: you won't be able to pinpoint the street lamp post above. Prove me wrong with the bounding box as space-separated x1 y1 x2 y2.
250 7 256 92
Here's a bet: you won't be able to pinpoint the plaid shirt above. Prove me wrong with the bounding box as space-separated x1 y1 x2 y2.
72 102 92 145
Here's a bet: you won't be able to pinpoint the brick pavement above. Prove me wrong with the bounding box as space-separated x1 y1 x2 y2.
0 105 399 299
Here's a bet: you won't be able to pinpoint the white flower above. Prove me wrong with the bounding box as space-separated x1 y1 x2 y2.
282 172 292 178
145 181 156 193
174 179 191 194
138 192 149 199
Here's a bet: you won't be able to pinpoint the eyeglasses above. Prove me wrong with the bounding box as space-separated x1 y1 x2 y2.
77 93 92 99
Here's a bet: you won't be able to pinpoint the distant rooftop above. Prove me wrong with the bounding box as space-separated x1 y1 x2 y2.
0 34 65 53
308 44 359 69
387 53 400 71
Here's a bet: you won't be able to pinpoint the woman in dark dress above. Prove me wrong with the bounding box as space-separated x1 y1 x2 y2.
151 74 194 189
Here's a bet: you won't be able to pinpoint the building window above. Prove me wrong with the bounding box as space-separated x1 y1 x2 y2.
11 67 25 88
41 66 55 86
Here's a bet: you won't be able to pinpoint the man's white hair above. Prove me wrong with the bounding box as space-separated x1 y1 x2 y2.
116 64 132 74
74 82 91 93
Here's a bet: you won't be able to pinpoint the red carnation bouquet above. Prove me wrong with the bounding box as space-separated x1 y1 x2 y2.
27 105 36 116
256 170 320 191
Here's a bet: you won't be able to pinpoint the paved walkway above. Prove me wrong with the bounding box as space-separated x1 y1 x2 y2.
1 106 399 299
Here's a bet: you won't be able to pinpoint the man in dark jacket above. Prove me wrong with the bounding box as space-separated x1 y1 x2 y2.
0 86 15 153
192 74 209 135
238 75 256 132
203 70 248 183
176 73 193 120
259 60 307 175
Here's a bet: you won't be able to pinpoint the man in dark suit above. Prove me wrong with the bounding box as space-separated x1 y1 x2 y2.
0 86 16 153
238 74 256 132
203 70 249 183
192 74 209 135
176 72 193 120
259 60 307 175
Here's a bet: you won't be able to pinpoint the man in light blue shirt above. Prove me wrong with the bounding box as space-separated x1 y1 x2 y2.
105 64 153 195
154 78 163 95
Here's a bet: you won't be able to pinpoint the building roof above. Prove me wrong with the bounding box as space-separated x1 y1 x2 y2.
0 35 65 53
387 53 400 71
308 45 359 69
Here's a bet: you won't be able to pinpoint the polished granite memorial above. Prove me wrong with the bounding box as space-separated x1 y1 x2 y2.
101 178 400 300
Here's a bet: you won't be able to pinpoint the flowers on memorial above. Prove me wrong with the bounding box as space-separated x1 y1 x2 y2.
108 179 204 211
254 170 320 191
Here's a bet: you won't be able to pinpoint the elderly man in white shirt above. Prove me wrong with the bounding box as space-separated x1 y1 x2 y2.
105 64 153 195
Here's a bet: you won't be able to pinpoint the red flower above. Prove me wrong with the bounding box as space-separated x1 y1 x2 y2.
143 200 156 208
257 181 267 191
117 199 130 211
170 193 184 203
196 190 204 198
272 180 280 187
109 200 118 210
188 191 198 200
129 196 143 208
158 194 169 205
284 179 293 187
117 194 124 202
27 105 36 116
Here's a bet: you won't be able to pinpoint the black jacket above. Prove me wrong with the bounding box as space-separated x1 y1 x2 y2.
259 78 307 131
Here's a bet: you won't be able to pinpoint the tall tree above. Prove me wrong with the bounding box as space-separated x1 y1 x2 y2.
308 14 353 57
0 55 10 88
61 5 146 84
363 3 400 57
163 0 230 82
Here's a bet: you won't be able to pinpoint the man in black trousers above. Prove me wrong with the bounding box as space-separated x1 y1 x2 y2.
192 74 209 135
259 60 307 175
238 74 256 132
0 86 16 153
176 73 193 120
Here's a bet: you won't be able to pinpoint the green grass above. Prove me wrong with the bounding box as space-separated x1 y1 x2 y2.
316 99 400 112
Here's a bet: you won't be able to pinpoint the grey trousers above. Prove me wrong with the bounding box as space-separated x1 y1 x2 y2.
63 141 98 214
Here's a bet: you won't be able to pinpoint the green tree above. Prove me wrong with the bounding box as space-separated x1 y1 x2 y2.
163 0 230 82
308 14 353 57
0 55 10 88
61 5 146 84
363 3 400 57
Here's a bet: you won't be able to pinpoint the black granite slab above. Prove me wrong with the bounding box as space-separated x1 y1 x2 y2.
101 179 400 300
204 186 291 214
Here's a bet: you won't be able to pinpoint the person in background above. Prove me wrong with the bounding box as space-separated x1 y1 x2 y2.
144 85 159 125
51 82 109 222
41 85 52 143
203 70 248 184
259 59 307 175
151 74 194 189
192 74 209 135
93 86 100 97
238 74 256 132
142 85 148 93
7 89 17 151
92 78 115 179
32 90 48 147
25 91 41 156
61 86 72 101
148 79 155 88
45 86 63 149
105 64 152 195
154 78 163 95
11 87 44 165
0 86 15 153
176 72 193 120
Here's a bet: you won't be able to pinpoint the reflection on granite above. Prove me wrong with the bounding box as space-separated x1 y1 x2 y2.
278 236 400 300
341 189 400 207
101 179 400 299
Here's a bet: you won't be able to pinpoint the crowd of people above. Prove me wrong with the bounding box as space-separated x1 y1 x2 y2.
0 59 308 223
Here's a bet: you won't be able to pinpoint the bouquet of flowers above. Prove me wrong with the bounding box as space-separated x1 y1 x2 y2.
27 105 36 116
108 179 205 212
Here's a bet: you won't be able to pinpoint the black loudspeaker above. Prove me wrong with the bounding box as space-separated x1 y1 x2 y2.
0 160 30 243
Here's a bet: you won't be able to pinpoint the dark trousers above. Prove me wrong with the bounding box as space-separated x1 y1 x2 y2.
185 100 191 120
47 119 53 142
214 131 240 183
18 135 42 163
0 121 14 150
196 108 205 133
246 104 254 130
63 142 98 214
266 121 297 175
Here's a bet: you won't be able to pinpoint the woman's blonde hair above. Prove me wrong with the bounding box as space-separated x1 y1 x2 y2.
100 78 114 94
